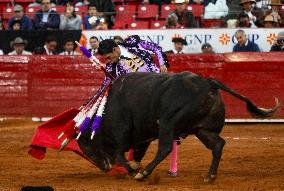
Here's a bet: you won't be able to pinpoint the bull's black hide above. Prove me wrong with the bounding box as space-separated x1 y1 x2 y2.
77 72 279 182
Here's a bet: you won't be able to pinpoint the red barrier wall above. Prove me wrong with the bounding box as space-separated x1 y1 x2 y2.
0 53 283 119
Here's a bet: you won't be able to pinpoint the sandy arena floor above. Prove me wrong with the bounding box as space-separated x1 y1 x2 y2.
0 119 284 191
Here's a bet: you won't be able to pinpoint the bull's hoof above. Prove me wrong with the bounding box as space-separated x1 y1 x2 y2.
203 174 217 183
128 170 137 177
134 171 148 181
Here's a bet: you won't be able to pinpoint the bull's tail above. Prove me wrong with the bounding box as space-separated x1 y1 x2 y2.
208 78 280 117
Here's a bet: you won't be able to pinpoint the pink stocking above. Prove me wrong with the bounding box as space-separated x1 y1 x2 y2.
169 141 178 173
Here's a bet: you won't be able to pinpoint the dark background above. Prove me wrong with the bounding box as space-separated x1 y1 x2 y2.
0 30 82 54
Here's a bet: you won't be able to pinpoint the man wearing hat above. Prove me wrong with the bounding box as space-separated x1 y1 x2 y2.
269 0 283 25
165 37 188 54
263 14 279 28
239 0 263 27
7 4 33 30
168 0 197 28
8 37 32 55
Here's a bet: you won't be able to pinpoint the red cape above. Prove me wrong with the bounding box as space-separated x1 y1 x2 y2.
28 108 127 175
28 108 85 160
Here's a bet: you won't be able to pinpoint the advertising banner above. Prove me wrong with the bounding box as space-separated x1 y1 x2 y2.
83 28 284 53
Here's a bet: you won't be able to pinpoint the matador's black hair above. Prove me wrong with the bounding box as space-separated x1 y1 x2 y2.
98 39 118 55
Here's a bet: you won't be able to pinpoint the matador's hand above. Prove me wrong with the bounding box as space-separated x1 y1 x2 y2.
160 65 168 73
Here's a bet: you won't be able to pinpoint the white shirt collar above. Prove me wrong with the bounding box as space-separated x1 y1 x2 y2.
173 49 183 54
44 45 53 55
60 51 78 55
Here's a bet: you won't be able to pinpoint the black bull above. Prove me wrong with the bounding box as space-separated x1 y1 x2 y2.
77 72 279 182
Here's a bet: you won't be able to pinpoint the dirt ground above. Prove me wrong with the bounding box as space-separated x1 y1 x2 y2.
0 119 284 191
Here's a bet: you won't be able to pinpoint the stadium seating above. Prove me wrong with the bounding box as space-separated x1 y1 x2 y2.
2 20 8 29
0 0 12 13
14 0 33 10
136 4 159 19
113 20 127 29
74 6 88 15
202 19 223 28
125 0 142 5
2 6 14 20
128 20 149 29
160 4 175 19
25 6 41 19
115 4 137 22
187 4 204 17
51 5 65 14
150 20 165 29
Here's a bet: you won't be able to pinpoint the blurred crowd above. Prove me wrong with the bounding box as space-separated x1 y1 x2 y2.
0 29 283 56
0 0 283 31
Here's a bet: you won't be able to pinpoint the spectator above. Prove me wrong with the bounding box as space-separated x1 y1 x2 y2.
165 37 187 54
8 37 32 55
88 36 100 55
59 39 80 55
268 0 283 25
263 14 279 28
10 20 22 31
113 36 123 44
201 43 214 53
270 31 284 51
83 5 104 29
88 0 116 28
43 36 57 55
168 0 197 28
34 0 60 30
233 29 260 52
60 4 82 30
236 13 257 28
8 5 33 31
165 14 182 28
240 0 257 22
0 49 3 55
239 0 264 27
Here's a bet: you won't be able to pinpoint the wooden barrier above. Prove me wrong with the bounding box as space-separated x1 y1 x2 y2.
0 53 283 119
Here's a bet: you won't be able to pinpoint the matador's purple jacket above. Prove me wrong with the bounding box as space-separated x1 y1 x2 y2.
98 35 169 95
